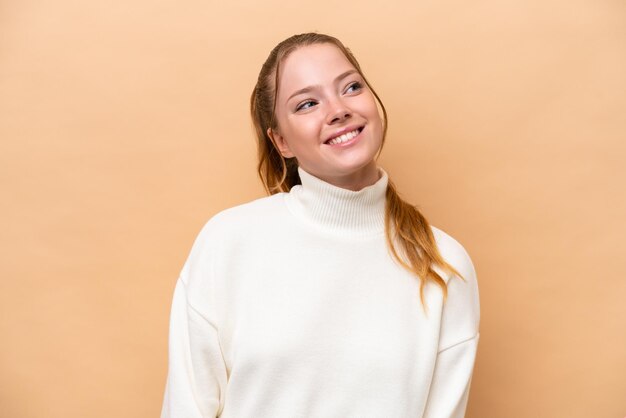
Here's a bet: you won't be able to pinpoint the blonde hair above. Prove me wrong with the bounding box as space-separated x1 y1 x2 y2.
250 33 462 307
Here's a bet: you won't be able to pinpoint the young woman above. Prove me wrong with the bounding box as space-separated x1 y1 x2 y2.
161 33 480 418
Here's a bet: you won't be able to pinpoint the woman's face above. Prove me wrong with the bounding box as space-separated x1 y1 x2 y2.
270 43 383 190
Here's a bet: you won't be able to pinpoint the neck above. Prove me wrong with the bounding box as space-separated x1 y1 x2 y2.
285 166 388 237
301 162 381 192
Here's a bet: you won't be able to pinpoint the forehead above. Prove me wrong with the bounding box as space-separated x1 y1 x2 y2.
277 43 356 93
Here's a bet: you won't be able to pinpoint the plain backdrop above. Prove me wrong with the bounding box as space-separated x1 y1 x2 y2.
1 1 625 417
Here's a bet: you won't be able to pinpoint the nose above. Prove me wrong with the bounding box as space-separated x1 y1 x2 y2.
326 98 352 125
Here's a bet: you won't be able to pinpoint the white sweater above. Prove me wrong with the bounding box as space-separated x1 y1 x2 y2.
161 167 480 418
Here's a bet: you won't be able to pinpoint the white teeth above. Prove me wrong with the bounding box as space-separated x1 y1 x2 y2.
327 129 360 145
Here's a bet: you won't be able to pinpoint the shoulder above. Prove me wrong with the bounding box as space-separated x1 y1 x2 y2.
430 225 480 346
179 193 286 282
197 193 286 238
431 226 476 284
183 193 286 260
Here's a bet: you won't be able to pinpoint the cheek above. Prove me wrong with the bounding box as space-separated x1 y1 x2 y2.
283 118 321 149
364 104 383 132
358 95 382 120
300 114 324 134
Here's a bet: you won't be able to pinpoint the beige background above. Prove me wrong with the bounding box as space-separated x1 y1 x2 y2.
1 0 625 417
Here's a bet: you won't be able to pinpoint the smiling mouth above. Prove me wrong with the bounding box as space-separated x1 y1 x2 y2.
325 127 364 145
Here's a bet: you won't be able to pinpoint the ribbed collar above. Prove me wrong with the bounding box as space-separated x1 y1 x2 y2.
285 167 388 236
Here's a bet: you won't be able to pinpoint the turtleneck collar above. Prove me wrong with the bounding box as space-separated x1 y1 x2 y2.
284 167 388 236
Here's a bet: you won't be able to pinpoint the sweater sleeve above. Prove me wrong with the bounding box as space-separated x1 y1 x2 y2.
161 222 228 418
423 231 481 418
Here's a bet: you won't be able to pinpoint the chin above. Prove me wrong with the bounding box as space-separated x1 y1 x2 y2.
332 159 378 178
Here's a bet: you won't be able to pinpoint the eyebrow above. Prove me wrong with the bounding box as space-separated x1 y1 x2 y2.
286 69 359 103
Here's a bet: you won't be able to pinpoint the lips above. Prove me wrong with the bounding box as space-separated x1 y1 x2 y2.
324 126 364 145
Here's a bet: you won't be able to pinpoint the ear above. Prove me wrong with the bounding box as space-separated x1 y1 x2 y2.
267 128 295 158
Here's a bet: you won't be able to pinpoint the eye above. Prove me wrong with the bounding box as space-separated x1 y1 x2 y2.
345 81 363 94
296 100 317 112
